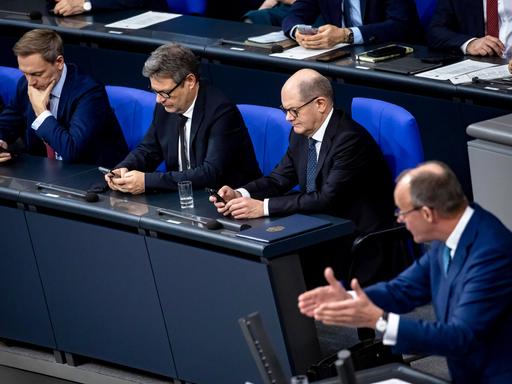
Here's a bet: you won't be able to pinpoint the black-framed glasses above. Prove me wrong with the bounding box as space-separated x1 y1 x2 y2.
394 206 421 219
151 77 185 99
280 96 319 118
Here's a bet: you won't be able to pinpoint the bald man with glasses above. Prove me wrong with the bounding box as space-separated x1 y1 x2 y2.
211 68 393 235
106 43 261 194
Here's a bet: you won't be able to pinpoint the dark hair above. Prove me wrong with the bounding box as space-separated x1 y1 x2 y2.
398 161 467 217
142 43 199 83
298 71 333 102
13 29 63 63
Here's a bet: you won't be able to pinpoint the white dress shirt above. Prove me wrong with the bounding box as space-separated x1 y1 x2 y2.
178 94 197 172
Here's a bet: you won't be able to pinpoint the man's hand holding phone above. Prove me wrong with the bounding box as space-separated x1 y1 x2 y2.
0 140 12 163
296 24 348 49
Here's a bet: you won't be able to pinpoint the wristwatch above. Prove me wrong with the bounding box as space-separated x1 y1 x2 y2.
346 28 354 44
83 1 92 11
375 311 389 333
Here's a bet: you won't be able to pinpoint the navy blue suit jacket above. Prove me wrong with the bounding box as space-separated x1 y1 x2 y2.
282 0 421 44
366 205 512 383
427 0 485 52
0 64 128 167
116 83 262 191
242 109 394 234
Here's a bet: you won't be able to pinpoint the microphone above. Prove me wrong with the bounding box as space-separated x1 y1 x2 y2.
36 182 99 203
216 217 251 232
271 44 284 53
335 350 357 384
0 10 43 20
157 208 222 230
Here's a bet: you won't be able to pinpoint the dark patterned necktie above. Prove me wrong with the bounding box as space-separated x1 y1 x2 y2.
306 138 317 193
442 244 452 276
486 0 499 37
178 114 190 170
45 95 56 159
343 0 352 27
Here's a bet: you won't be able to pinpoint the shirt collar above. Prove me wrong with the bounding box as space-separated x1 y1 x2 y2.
311 107 333 143
445 205 474 255
51 63 67 99
182 90 197 120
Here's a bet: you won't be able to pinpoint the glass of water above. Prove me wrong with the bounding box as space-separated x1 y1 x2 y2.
290 375 309 384
177 180 194 209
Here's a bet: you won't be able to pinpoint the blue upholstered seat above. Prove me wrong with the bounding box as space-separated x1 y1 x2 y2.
0 66 23 106
237 104 291 176
166 0 207 15
351 97 424 179
415 0 436 28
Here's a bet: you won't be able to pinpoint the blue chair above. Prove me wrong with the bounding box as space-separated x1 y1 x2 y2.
351 97 424 180
166 0 207 15
415 0 437 29
106 85 166 171
237 104 291 176
0 66 23 106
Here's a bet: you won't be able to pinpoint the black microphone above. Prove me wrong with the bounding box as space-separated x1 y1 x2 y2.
157 208 222 230
36 182 99 203
0 10 43 20
335 350 357 384
271 44 284 53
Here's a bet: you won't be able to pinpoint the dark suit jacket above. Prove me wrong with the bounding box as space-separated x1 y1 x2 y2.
0 64 128 167
116 83 262 191
366 205 512 383
282 0 421 44
427 0 484 52
242 109 394 234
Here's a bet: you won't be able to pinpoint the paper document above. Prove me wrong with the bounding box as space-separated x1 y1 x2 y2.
450 64 511 84
270 43 348 60
372 380 412 384
415 59 497 81
105 11 181 29
247 31 288 44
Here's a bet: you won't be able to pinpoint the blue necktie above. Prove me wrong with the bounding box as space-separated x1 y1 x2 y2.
442 245 452 275
306 138 317 193
343 0 352 27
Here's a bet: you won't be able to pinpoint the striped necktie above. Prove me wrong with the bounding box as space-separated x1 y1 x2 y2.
306 138 317 193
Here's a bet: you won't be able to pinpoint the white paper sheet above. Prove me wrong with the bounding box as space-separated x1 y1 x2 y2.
450 64 511 84
270 43 349 60
415 59 497 81
105 11 181 29
372 379 412 384
247 31 288 44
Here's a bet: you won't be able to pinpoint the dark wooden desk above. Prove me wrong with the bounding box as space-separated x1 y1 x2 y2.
0 155 354 383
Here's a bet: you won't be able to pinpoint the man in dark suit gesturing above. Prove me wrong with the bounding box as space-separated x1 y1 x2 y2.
211 68 394 235
0 29 127 166
299 161 512 383
107 44 261 194
282 0 421 49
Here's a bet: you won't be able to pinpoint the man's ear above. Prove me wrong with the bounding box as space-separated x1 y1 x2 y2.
55 55 64 70
421 206 435 223
316 96 328 113
185 73 198 89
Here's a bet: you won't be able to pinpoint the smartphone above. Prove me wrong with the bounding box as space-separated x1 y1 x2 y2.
205 188 226 204
98 166 118 178
366 45 407 58
297 24 319 35
0 147 11 154
316 49 351 62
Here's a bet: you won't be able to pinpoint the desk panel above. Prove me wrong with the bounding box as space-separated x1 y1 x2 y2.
0 205 55 348
25 211 176 377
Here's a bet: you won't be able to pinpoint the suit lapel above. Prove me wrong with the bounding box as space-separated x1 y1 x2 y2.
57 65 74 121
316 110 339 178
188 84 205 168
168 114 180 171
439 206 481 320
360 0 366 21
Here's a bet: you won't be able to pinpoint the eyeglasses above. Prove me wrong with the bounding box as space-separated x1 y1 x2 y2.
394 206 421 219
280 96 319 118
151 77 185 99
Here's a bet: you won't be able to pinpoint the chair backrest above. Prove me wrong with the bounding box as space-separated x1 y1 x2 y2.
166 0 207 15
351 97 424 180
237 104 292 176
0 66 23 106
415 0 437 29
105 85 155 151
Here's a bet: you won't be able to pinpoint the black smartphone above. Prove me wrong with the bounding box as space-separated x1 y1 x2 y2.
366 45 407 58
205 188 226 204
316 49 351 62
297 25 319 35
0 147 11 154
98 166 118 178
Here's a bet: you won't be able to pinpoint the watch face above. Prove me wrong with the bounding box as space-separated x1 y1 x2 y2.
376 317 387 332
83 1 92 11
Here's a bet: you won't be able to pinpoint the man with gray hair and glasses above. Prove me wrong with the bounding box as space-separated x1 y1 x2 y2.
299 161 512 383
106 43 261 194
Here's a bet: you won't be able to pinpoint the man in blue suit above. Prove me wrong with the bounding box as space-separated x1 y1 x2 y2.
298 161 512 383
427 0 508 57
282 0 421 49
0 29 127 166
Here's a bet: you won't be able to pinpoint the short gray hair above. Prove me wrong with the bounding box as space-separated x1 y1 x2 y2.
398 161 467 217
142 43 199 83
298 72 333 102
